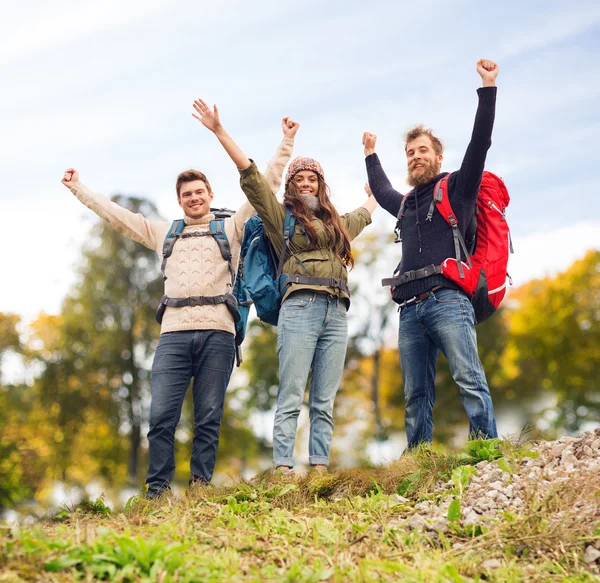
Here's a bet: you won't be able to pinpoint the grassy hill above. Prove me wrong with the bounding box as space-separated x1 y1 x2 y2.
1 433 599 582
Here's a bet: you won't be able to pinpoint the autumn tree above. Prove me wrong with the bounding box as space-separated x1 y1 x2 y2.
501 250 600 433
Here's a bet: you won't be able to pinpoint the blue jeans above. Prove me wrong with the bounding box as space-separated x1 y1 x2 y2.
274 291 348 468
398 288 497 448
145 330 235 494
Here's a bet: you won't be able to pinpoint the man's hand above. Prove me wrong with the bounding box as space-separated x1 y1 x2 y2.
282 117 300 139
364 182 373 197
192 99 223 133
477 59 499 87
62 168 79 188
362 132 377 157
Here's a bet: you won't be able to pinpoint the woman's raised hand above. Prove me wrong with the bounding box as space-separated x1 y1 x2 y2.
192 99 222 133
282 117 300 139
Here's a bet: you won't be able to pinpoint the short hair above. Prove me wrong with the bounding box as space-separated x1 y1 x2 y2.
404 125 444 156
176 170 212 198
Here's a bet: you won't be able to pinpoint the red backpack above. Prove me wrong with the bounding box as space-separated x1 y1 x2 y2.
432 171 513 323
383 172 513 324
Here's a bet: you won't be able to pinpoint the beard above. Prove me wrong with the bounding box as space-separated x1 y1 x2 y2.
406 159 441 188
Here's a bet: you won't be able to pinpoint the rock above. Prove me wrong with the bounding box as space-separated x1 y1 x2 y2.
551 442 568 457
481 559 502 570
561 449 577 466
407 514 427 530
584 546 600 564
463 510 480 525
427 516 449 533
524 564 536 575
489 481 505 491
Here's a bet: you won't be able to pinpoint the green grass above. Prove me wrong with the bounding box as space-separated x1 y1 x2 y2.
1 440 598 582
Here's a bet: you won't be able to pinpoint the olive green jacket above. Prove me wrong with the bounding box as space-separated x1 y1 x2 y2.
239 161 372 302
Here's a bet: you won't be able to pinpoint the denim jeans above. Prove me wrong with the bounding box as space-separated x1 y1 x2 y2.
398 287 497 448
145 329 235 495
274 291 348 468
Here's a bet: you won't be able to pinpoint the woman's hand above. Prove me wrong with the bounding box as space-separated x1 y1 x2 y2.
192 99 223 133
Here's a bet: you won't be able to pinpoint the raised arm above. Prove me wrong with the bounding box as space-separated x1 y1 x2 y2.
362 182 378 216
61 169 158 250
263 117 297 194
363 132 404 217
232 118 296 232
193 99 251 170
453 59 499 205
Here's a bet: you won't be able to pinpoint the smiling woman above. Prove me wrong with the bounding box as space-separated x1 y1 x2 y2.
193 96 377 473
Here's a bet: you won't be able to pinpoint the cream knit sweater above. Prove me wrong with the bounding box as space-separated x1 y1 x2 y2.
70 137 294 336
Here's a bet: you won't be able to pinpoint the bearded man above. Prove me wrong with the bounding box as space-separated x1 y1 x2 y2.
362 59 499 448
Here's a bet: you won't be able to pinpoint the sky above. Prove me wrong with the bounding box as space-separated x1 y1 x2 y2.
1 0 600 326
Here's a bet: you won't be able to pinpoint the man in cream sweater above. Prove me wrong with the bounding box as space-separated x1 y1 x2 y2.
61 118 298 497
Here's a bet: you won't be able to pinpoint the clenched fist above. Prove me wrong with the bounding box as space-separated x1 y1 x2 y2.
477 59 499 87
282 117 300 139
362 132 377 157
62 168 79 189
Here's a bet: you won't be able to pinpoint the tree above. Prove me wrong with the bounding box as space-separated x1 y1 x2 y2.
30 195 163 485
501 250 600 433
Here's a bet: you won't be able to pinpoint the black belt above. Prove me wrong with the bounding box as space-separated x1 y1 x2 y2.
397 286 443 309
382 264 441 287
283 275 350 295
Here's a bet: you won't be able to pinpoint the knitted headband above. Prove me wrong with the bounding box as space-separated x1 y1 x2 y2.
285 157 325 187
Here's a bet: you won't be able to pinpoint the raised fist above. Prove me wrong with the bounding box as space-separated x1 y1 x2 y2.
362 132 377 156
61 168 79 188
282 117 300 139
476 59 499 87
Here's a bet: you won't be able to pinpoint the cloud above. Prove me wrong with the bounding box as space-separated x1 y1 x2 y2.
509 221 600 287
0 0 170 65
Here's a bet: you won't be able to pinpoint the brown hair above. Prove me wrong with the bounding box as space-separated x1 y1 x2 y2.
176 169 212 199
284 176 354 268
404 125 444 156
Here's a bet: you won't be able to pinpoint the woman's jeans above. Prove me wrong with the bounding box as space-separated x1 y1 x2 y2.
273 291 348 468
398 288 498 448
145 329 235 495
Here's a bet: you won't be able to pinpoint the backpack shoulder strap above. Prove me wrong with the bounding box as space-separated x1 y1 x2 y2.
161 219 185 279
430 174 471 278
276 208 295 278
394 193 409 243
210 219 235 286
427 174 455 223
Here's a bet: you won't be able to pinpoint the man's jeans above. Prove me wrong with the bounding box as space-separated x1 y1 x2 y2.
145 330 235 495
398 288 498 448
274 291 348 468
